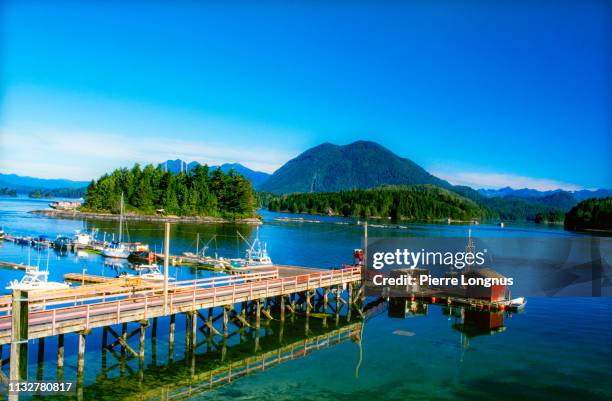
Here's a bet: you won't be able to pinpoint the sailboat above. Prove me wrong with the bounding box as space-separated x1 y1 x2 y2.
101 193 130 259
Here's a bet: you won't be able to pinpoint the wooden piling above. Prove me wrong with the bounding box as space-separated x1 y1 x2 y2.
139 323 146 360
10 289 28 386
255 299 261 329
77 332 86 382
280 296 286 321
291 293 296 314
163 222 170 313
36 338 45 380
169 314 175 362
52 335 62 379
121 323 127 356
222 307 229 337
306 290 312 316
190 312 197 349
323 289 329 313
152 317 158 339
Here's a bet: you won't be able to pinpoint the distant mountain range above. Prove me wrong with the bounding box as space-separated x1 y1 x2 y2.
478 186 612 202
159 160 271 187
0 173 89 193
258 141 450 193
3 140 610 218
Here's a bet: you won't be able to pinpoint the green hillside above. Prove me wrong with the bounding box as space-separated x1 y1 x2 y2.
564 197 612 231
258 141 449 193
267 185 493 221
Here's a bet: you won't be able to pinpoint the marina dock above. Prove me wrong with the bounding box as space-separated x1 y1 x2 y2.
0 264 363 399
0 260 34 271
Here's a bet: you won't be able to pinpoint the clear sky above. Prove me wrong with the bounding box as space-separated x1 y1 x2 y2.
1 1 610 190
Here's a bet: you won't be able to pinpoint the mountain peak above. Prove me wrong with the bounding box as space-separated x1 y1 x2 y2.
158 159 270 187
258 140 449 194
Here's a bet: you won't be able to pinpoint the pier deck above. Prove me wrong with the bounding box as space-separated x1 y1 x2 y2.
0 266 360 344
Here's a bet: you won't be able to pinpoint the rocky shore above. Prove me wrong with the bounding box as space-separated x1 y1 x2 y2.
31 209 262 225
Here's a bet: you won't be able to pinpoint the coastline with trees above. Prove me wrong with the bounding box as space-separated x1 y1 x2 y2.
38 163 260 223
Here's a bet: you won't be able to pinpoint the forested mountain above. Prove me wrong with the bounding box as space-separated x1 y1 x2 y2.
564 197 612 231
29 187 86 199
266 185 493 221
84 164 256 218
258 141 449 193
159 159 270 187
478 186 612 202
211 163 270 187
0 173 88 193
0 188 17 197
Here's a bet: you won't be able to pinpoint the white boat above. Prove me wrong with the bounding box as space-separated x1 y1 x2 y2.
101 242 131 258
120 265 172 282
6 268 70 291
232 228 273 268
508 297 526 308
101 193 130 259
74 231 92 245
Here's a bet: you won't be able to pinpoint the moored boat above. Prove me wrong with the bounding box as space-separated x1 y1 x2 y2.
102 241 131 258
54 236 72 250
101 193 130 259
119 264 172 282
6 267 70 291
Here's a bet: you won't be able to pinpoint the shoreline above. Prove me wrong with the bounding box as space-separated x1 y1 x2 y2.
30 209 262 225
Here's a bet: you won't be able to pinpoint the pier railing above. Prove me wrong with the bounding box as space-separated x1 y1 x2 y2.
0 269 280 314
0 266 361 344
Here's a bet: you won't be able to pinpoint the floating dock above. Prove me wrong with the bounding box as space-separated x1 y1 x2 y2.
0 260 35 271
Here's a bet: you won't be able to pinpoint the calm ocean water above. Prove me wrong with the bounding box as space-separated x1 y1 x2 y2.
0 197 610 401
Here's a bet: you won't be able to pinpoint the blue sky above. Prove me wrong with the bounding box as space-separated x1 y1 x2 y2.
1 1 610 190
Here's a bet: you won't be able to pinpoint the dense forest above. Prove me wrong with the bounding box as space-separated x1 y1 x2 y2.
29 187 86 199
449 186 566 221
265 185 494 221
261 184 573 223
0 187 17 197
83 164 256 219
564 197 612 231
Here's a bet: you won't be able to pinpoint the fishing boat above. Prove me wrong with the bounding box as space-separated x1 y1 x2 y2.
231 228 273 268
101 193 130 259
6 268 70 291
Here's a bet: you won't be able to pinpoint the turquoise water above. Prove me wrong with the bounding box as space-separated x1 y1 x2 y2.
0 197 610 400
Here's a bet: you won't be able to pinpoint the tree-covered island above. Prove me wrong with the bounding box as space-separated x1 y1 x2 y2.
265 185 495 221
564 197 612 232
82 163 257 220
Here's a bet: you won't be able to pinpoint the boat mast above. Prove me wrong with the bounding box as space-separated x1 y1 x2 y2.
119 192 124 243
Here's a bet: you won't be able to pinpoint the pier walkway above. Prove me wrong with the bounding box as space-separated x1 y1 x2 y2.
0 265 363 400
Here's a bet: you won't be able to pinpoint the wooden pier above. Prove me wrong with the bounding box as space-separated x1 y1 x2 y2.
0 260 34 271
0 265 362 399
